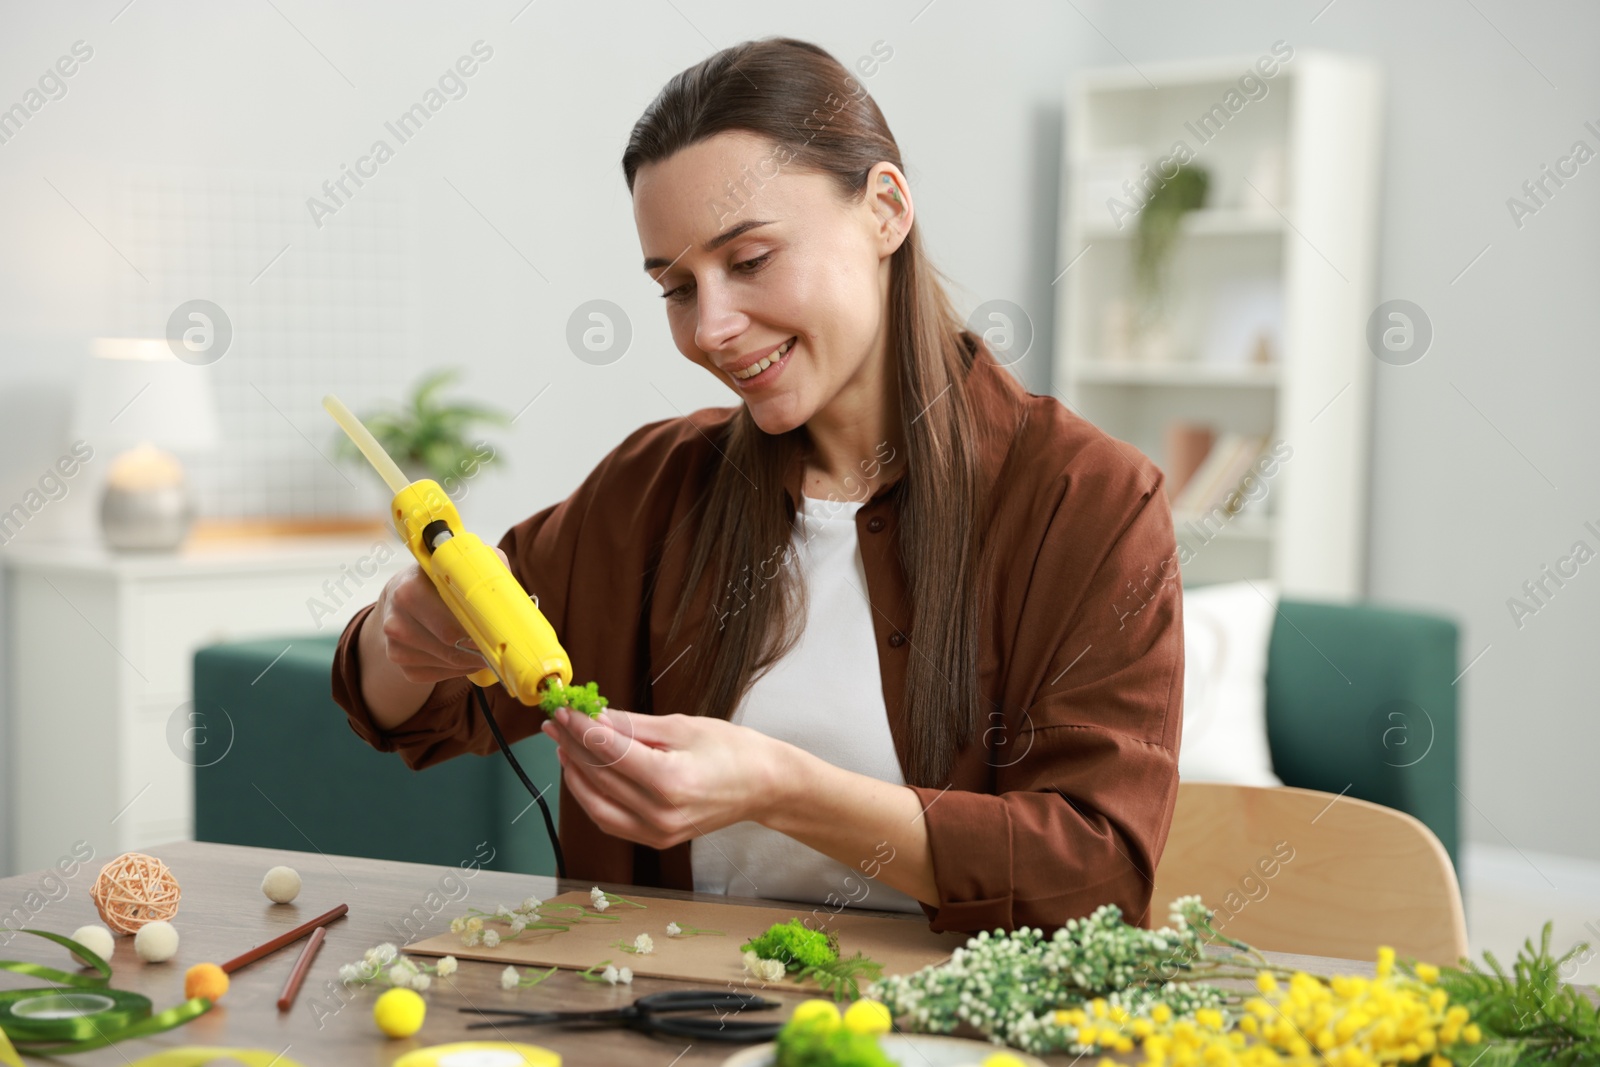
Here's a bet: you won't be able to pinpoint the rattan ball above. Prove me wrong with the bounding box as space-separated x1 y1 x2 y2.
91 852 181 935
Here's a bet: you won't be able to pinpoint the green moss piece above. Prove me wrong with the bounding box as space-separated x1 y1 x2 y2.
775 1017 896 1067
741 919 839 971
538 679 609 719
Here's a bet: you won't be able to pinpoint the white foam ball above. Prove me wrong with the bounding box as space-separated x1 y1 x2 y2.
261 865 302 904
134 920 179 963
69 924 114 967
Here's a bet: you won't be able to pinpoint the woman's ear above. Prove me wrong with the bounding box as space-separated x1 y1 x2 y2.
868 166 912 250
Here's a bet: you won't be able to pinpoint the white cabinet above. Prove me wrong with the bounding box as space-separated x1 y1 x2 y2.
1054 49 1382 598
3 537 406 875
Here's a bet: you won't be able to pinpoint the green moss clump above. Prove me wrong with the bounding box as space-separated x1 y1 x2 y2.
742 919 838 970
775 1017 895 1067
743 918 885 1000
538 679 609 719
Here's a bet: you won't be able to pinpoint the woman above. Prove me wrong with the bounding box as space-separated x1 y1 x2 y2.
332 36 1183 935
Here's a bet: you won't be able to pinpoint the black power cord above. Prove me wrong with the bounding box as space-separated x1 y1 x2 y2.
471 683 566 880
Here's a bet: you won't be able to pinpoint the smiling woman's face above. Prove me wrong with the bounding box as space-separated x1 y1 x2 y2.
632 130 911 436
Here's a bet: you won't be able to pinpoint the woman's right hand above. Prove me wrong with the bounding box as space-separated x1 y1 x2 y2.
357 546 512 727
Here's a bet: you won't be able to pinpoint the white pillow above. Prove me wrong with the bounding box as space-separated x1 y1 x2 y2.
1178 579 1283 787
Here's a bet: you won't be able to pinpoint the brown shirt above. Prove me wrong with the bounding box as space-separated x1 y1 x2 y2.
331 333 1184 935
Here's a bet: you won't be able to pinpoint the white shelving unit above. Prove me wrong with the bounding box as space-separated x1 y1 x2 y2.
1054 50 1383 598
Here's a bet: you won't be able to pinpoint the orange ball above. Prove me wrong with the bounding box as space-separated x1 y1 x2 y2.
185 962 229 1001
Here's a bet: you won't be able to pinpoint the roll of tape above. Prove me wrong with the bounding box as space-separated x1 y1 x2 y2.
394 1042 562 1067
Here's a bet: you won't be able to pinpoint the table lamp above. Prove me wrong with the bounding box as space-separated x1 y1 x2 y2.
73 337 220 551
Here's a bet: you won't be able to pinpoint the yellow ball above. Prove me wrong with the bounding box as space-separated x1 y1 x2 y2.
789 998 841 1031
374 987 426 1038
842 998 892 1035
981 1054 1031 1067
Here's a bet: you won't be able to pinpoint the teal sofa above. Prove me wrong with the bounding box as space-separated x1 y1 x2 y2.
192 599 1459 877
192 639 559 877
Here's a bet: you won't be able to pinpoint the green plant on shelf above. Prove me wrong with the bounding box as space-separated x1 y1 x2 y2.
331 367 510 486
1133 162 1210 331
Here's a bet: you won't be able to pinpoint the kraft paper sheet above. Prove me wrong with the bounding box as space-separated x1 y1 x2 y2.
403 891 968 988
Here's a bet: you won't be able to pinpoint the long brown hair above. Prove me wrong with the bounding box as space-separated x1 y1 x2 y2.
622 37 987 787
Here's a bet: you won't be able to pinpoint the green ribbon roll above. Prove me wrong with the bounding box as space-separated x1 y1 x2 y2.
0 928 213 1055
0 987 153 1042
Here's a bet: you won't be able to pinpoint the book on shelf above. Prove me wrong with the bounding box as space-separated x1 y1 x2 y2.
1169 431 1274 519
1162 422 1216 500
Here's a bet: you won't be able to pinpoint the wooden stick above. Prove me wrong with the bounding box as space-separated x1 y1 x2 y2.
221 903 348 975
275 925 327 1012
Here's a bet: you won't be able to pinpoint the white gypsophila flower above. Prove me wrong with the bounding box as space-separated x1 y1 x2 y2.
633 933 654 955
501 966 520 990
436 956 458 977
759 958 786 982
521 896 542 912
338 964 358 982
375 943 399 964
741 950 760 975
465 917 483 934
666 922 682 937
509 917 526 934
388 964 412 987
449 916 466 934
861 910 1230 1055
463 929 482 947
594 898 609 912
590 887 605 906
603 965 620 984
619 966 633 984
412 973 431 991
495 903 515 919
483 929 501 948
363 948 379 965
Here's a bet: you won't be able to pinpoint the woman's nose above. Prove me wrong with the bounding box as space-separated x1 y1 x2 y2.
693 279 746 353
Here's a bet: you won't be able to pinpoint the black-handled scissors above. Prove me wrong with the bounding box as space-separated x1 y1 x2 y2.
459 989 786 1043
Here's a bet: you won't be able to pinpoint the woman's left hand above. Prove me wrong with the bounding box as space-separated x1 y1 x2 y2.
539 707 792 850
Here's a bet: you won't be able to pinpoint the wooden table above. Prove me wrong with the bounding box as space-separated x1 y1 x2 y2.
0 840 1378 1066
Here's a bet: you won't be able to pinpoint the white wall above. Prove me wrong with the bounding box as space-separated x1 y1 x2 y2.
0 0 1094 537
1 0 1594 877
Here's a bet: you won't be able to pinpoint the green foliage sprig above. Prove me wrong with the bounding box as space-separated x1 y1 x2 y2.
1406 922 1600 1066
802 953 885 1003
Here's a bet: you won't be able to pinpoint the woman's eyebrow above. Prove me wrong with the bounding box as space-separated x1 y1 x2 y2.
643 219 776 274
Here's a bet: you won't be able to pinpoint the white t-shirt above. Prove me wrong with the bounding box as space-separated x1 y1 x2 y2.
690 492 926 915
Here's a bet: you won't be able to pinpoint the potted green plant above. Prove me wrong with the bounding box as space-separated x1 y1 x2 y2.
332 368 511 487
1132 162 1211 358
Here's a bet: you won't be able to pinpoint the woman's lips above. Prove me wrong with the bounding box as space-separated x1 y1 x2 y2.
729 336 796 389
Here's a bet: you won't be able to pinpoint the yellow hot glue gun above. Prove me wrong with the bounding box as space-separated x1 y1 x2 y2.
323 394 570 704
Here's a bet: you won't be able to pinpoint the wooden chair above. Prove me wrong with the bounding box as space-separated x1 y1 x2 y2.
1152 782 1469 965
